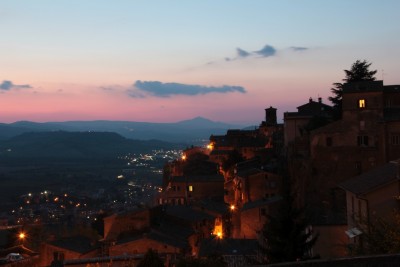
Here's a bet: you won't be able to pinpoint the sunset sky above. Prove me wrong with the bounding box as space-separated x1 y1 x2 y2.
1 0 399 124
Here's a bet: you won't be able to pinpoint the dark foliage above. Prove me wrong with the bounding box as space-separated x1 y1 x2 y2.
221 150 244 173
137 249 164 267
351 214 400 255
259 161 318 263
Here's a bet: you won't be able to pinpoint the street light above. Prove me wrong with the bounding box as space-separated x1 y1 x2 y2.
18 232 26 244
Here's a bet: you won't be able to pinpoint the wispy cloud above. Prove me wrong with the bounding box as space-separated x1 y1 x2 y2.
128 80 246 98
220 44 309 63
236 48 251 58
225 44 277 61
290 46 308 52
0 80 32 91
254 45 277 57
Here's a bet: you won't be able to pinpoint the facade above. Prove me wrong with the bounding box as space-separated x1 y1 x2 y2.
39 236 99 267
103 208 151 241
340 160 400 247
284 97 332 154
160 174 224 205
311 81 400 185
239 197 280 239
233 168 281 205
289 81 400 223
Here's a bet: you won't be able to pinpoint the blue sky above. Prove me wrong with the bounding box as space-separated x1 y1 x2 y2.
1 0 399 123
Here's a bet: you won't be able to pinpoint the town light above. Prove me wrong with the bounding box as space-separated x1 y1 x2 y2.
19 232 26 240
18 232 26 244
230 204 235 211
216 232 222 239
207 143 214 150
181 154 186 161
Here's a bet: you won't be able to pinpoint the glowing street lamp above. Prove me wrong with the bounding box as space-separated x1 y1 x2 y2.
18 232 26 244
230 204 235 211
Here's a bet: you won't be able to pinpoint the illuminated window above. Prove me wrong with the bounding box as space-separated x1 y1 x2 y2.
358 99 366 108
188 185 193 192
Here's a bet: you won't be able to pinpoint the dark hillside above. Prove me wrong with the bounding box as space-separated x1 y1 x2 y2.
0 131 183 160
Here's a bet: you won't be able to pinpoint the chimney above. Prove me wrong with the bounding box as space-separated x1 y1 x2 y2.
318 97 322 103
309 97 313 103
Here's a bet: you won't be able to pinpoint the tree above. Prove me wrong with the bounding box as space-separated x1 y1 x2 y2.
137 249 164 267
259 161 318 263
329 60 377 119
351 213 400 255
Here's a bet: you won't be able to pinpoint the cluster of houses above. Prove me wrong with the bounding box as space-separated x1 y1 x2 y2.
4 80 400 266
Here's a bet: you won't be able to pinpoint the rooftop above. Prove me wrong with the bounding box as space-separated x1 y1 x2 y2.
339 161 400 195
48 236 98 254
165 205 215 222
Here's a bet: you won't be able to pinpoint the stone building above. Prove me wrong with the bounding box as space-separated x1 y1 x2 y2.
340 160 400 248
284 97 332 155
309 81 400 218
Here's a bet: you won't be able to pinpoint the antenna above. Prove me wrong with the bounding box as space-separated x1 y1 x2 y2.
382 69 385 82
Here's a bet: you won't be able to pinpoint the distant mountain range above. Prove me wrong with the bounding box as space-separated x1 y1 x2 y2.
0 117 246 143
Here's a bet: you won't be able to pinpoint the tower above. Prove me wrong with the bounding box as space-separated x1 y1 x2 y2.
265 106 277 126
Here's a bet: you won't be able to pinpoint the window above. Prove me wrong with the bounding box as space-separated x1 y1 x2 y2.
326 137 332 147
188 185 193 192
357 135 369 146
392 134 400 145
358 99 366 108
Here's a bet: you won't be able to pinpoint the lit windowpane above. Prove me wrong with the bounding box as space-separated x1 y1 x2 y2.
189 185 193 192
359 99 366 108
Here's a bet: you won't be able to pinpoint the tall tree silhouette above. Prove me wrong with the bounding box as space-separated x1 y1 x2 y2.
329 60 377 119
259 161 318 263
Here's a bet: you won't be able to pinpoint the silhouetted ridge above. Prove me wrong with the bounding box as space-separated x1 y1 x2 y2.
0 131 183 159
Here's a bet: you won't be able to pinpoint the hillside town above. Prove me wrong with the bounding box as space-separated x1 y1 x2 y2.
1 61 400 266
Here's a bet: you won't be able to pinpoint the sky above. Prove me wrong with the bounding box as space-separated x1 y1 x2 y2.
1 0 400 124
